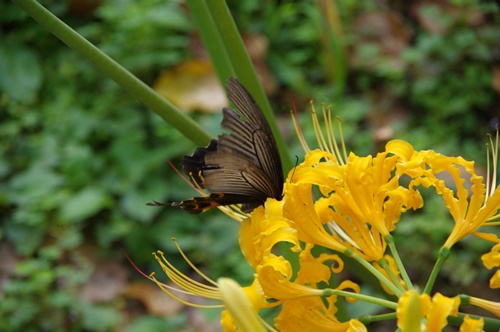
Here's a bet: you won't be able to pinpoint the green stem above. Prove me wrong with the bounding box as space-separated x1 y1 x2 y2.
205 0 292 173
347 251 403 297
423 246 449 294
358 312 397 325
185 0 234 85
448 312 500 331
385 235 414 291
318 0 347 99
327 289 397 310
12 0 211 146
377 258 407 294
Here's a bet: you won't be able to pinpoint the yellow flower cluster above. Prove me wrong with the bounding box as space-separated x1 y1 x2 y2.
152 107 500 331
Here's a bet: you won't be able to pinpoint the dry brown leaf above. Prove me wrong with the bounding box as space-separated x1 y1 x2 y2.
243 34 279 95
124 281 183 317
123 277 221 330
153 59 226 113
188 31 277 95
492 66 500 94
67 0 102 17
0 241 19 298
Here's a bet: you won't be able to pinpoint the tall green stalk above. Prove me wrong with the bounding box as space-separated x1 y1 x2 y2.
188 0 292 173
12 0 211 146
14 0 292 173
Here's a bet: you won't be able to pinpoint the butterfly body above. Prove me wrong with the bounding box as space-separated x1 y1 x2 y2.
151 77 283 214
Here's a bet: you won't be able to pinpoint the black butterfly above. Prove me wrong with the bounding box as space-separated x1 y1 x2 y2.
149 77 284 214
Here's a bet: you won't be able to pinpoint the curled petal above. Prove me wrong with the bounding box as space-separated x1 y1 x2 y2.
337 280 361 303
275 297 367 332
490 270 500 289
385 139 415 161
240 200 300 269
257 256 323 300
481 243 500 269
459 315 484 332
427 293 460 331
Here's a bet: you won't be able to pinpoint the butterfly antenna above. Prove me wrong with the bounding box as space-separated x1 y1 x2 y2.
146 158 207 206
289 155 299 183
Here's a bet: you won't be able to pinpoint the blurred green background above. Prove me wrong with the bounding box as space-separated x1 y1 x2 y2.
1 0 499 331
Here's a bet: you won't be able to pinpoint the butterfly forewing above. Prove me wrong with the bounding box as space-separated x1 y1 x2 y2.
151 77 284 214
220 78 283 194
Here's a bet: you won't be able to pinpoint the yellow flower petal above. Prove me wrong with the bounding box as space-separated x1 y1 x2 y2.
426 293 460 332
459 315 484 332
257 255 324 300
218 278 265 332
386 139 415 161
285 182 348 253
275 296 367 332
469 296 500 317
490 270 500 288
397 290 428 332
295 243 343 285
240 200 300 269
481 242 500 269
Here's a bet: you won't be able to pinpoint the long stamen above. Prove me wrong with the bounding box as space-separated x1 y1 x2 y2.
291 109 310 153
323 105 335 154
172 238 219 287
486 127 499 199
150 246 224 308
311 103 330 153
337 116 348 164
486 140 491 199
492 126 499 193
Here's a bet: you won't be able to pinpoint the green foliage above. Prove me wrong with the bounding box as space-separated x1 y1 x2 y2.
79 0 192 76
1 0 222 329
2 0 499 330
0 245 122 331
405 22 498 140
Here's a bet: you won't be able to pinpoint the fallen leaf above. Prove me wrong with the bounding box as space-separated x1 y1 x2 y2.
153 59 226 113
188 32 278 96
0 241 19 298
242 34 278 95
492 66 500 94
124 281 183 317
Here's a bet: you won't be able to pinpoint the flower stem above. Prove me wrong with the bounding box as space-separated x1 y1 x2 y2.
358 312 397 325
348 251 404 297
12 0 211 146
448 312 500 331
377 258 407 294
385 235 414 291
327 289 397 309
185 0 234 84
423 246 450 294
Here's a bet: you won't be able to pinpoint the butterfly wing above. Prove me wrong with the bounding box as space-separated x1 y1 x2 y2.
219 77 284 198
168 77 284 214
176 153 276 213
